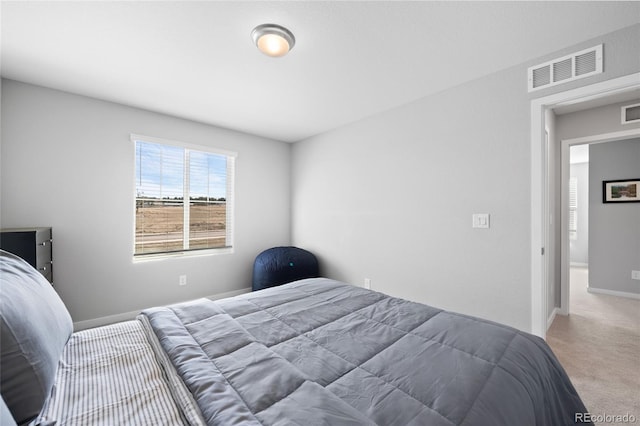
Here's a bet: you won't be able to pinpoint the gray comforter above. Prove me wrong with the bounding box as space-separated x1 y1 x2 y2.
142 278 589 425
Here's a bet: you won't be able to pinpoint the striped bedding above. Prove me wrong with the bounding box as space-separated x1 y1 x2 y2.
33 320 204 426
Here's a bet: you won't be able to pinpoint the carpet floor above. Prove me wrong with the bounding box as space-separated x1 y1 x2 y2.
546 267 640 425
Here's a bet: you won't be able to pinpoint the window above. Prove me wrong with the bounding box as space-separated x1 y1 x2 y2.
569 177 578 241
132 134 235 256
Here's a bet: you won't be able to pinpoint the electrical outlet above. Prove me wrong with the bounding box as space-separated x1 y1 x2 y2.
632 270 640 281
179 275 187 286
364 278 371 290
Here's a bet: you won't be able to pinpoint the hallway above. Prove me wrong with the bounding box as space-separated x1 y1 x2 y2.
547 267 640 424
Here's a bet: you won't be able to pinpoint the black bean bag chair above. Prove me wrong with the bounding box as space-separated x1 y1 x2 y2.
252 246 319 291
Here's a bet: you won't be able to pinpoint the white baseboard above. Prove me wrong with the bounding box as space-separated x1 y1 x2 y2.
547 307 560 330
73 287 251 331
587 287 640 300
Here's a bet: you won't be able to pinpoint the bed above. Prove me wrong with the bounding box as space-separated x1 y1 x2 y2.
0 249 591 425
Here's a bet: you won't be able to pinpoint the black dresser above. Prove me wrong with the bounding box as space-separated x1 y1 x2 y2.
0 227 53 284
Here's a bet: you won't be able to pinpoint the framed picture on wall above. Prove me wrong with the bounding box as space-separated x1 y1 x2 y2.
602 179 640 203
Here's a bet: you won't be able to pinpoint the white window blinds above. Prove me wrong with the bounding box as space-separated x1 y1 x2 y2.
569 177 578 240
132 134 235 256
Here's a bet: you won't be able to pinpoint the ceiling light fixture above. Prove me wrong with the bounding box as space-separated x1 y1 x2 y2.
251 23 295 58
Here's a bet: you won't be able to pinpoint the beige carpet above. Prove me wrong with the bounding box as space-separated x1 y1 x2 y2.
547 267 640 424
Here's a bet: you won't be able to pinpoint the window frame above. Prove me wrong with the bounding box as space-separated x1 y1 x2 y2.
569 176 578 241
131 133 236 260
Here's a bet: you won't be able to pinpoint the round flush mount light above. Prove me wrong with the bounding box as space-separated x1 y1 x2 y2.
251 23 295 57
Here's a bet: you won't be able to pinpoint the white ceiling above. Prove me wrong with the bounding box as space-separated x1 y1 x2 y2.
2 1 639 142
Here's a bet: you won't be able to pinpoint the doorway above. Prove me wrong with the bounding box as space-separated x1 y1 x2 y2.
530 72 640 338
559 131 640 316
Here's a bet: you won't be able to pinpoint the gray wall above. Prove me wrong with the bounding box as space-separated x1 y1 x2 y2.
292 24 640 332
557 100 640 141
1 79 292 324
569 162 589 265
589 139 640 295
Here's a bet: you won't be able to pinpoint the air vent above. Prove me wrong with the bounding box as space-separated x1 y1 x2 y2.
532 65 551 88
528 45 603 92
621 103 640 124
553 58 572 82
575 50 597 76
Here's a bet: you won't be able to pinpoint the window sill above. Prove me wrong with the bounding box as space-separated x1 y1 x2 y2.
132 247 234 263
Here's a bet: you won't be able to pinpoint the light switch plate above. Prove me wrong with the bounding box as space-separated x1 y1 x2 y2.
472 214 490 229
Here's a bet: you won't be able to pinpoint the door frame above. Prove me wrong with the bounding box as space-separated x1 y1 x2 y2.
530 72 640 338
559 128 640 315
